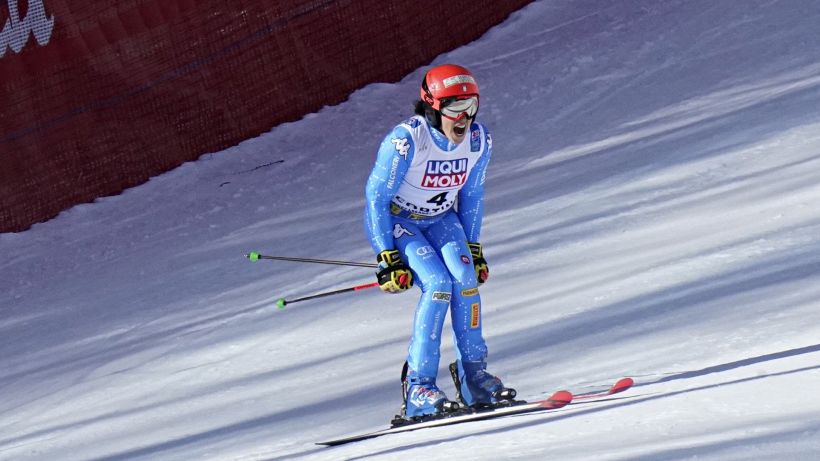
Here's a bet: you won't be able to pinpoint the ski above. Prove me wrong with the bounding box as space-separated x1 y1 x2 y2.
316 377 634 447
316 389 573 447
572 377 634 402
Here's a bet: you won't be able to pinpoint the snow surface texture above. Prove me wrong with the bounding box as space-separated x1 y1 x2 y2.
3 0 820 460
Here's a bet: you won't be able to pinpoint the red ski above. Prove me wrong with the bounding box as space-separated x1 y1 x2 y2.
572 377 635 402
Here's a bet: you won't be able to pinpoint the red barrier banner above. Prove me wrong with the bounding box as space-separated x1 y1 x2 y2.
1 0 531 232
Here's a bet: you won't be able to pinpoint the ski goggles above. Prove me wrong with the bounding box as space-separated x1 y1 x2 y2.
439 95 479 120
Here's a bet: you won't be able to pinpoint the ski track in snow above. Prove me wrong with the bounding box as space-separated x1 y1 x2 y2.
2 0 820 460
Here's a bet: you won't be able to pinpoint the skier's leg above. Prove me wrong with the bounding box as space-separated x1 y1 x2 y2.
425 213 515 406
392 219 456 416
423 213 486 362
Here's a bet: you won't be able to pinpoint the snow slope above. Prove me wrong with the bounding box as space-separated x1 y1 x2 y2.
3 0 820 459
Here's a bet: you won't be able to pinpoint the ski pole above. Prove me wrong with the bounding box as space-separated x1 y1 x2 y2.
246 251 378 269
275 281 381 309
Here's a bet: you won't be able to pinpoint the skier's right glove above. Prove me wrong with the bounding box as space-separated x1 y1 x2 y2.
376 249 413 293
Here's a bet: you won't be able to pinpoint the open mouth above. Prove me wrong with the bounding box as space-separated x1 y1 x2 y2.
453 122 467 137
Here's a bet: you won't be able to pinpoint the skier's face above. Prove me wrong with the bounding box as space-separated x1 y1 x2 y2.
440 115 470 144
438 95 478 144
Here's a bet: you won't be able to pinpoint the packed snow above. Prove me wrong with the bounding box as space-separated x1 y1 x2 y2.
2 0 820 459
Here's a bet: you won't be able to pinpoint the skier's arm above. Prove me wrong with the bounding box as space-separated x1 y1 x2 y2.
364 126 414 253
457 126 492 242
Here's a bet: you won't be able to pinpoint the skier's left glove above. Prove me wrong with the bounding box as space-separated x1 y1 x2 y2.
469 242 489 284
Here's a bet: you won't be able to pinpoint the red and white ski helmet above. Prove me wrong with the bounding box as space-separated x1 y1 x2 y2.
420 64 480 112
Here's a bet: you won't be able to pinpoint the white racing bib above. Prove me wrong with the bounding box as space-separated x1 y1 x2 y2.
391 117 485 217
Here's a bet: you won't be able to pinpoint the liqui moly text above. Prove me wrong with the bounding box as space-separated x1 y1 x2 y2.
422 158 468 188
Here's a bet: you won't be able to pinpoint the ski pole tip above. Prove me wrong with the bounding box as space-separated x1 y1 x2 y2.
247 251 260 262
276 298 287 309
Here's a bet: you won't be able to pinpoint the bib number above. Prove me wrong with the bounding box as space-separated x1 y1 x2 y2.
427 192 449 207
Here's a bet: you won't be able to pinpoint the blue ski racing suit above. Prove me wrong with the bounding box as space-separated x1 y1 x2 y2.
365 114 506 415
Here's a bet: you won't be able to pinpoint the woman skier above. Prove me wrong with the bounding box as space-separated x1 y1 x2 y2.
364 63 515 420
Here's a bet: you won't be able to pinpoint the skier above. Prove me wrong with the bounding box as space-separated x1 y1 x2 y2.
364 64 515 420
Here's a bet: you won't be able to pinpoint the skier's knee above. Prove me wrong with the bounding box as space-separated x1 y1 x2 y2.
449 264 477 287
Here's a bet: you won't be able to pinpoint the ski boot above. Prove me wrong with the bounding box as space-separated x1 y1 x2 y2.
449 360 519 409
392 362 460 426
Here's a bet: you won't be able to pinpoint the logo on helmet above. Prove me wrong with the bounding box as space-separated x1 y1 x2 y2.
442 75 476 88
